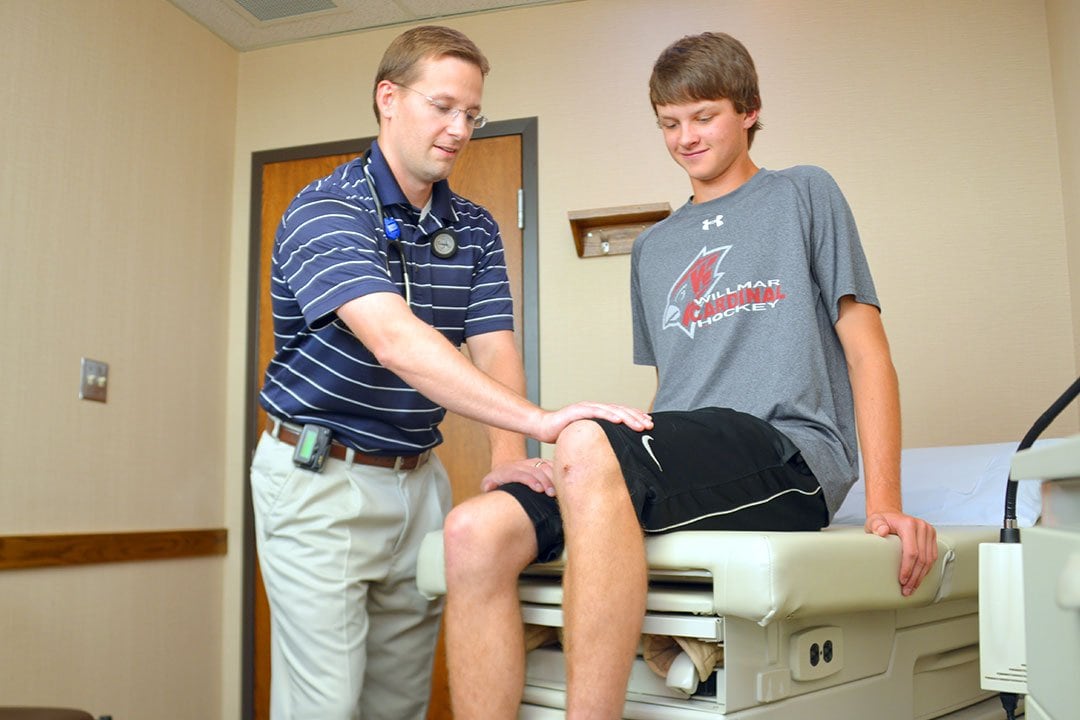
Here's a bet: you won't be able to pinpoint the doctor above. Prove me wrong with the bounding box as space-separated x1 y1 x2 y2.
442 30 938 719
250 25 651 720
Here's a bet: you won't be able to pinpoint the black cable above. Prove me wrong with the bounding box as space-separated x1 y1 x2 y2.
999 691 1019 720
1001 374 1080 543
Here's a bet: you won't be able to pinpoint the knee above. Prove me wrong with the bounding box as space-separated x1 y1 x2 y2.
442 501 490 564
553 419 609 463
553 420 621 491
442 498 530 586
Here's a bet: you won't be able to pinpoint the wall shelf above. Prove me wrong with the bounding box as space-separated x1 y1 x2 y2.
568 202 671 257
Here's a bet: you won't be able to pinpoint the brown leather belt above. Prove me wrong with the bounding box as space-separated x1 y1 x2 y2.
275 424 429 471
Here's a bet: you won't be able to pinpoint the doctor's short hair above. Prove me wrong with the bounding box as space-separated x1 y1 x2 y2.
372 25 491 123
649 32 764 147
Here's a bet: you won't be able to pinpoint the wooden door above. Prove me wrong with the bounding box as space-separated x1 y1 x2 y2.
252 134 524 720
434 135 524 504
253 150 355 720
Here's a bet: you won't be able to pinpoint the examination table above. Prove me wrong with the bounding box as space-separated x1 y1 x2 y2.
418 443 1039 719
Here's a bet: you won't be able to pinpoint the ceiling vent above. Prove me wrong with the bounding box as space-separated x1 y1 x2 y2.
233 0 337 22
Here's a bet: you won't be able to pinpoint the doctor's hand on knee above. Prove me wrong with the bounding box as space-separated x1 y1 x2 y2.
865 511 938 597
532 402 652 444
480 458 555 495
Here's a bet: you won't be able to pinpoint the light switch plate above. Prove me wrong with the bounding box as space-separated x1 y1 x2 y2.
80 357 109 402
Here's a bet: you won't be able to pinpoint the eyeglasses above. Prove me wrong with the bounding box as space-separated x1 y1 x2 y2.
395 84 488 129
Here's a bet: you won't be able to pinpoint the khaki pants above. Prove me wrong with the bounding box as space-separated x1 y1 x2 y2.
251 431 452 720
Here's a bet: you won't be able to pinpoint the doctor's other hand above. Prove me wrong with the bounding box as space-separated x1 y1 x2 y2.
865 511 938 597
534 402 652 445
480 458 555 495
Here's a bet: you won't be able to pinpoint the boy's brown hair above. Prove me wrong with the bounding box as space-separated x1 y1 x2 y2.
649 32 763 147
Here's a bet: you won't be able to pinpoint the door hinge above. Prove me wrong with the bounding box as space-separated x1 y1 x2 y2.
517 188 524 229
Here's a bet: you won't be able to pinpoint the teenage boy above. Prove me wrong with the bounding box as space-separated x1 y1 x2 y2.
251 25 650 720
441 31 937 719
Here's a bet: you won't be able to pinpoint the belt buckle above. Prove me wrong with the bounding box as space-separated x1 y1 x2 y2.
393 450 429 471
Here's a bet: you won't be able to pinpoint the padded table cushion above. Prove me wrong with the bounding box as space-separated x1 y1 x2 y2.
416 525 996 625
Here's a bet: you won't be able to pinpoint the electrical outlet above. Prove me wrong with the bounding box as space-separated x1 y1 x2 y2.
789 626 843 681
80 357 109 402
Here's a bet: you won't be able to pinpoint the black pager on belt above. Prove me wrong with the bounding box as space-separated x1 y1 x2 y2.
292 424 332 472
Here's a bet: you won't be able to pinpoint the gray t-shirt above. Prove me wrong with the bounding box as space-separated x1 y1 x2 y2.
631 166 878 517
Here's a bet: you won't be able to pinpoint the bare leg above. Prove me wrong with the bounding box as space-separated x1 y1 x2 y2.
554 420 648 719
444 491 538 720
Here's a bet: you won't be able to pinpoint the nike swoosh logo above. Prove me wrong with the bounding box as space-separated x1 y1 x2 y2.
641 435 663 471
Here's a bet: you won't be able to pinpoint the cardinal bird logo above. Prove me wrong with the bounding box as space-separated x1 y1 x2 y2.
662 245 731 339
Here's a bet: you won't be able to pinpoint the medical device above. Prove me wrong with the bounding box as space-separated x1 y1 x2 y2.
361 150 459 307
291 423 332 471
980 375 1080 720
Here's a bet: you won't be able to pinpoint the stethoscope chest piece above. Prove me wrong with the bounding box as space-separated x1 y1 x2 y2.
430 229 458 259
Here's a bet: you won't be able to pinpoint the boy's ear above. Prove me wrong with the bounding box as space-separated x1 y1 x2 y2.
743 107 760 129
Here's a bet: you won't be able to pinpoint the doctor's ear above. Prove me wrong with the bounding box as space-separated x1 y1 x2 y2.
375 80 398 120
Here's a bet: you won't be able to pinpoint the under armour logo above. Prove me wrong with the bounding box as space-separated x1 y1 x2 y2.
642 435 663 471
701 214 724 231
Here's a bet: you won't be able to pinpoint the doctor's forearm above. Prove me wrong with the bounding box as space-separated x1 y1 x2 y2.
469 333 530 465
384 328 543 437
338 295 545 437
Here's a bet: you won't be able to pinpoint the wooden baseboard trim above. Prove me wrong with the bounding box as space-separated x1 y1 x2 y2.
0 528 227 570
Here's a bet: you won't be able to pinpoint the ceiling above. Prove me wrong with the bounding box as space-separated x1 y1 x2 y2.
168 0 576 51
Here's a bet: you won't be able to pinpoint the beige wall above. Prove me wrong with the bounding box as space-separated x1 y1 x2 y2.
1 0 237 717
3 1 1078 719
1047 0 1080 375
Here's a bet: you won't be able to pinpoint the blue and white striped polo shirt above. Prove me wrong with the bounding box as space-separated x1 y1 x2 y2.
258 140 515 454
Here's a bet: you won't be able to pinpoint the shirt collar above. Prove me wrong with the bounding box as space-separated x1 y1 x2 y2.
368 139 457 225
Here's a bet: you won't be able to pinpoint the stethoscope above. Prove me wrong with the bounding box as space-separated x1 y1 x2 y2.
362 150 459 306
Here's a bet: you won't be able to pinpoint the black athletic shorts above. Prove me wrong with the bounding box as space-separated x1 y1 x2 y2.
496 407 829 563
